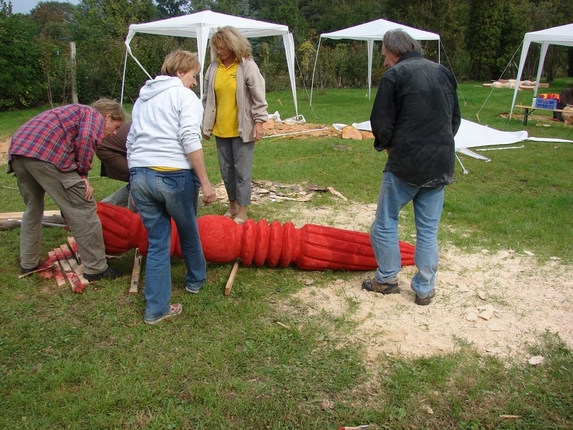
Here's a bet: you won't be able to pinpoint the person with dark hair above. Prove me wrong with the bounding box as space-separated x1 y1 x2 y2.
127 50 216 325
96 120 136 211
8 98 125 280
202 26 268 224
552 87 573 122
363 29 461 306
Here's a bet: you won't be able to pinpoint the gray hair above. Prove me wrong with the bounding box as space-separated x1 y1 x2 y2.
382 29 423 56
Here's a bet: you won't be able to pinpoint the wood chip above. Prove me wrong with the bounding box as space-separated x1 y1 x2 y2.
477 304 495 320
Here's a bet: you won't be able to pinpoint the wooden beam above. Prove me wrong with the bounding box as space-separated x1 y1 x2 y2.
224 259 240 296
129 248 142 294
0 210 61 221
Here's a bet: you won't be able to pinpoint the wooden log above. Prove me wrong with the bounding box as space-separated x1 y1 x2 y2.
48 250 67 288
341 125 362 140
60 244 89 287
67 237 81 264
224 259 240 296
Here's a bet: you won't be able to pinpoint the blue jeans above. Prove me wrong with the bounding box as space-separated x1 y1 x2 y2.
370 171 445 298
129 167 205 321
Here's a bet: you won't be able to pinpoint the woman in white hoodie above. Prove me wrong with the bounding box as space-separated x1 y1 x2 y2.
127 50 216 325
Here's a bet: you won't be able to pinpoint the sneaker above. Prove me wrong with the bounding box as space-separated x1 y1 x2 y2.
185 286 201 294
144 303 182 325
415 290 435 306
83 265 122 281
21 264 40 274
361 278 400 295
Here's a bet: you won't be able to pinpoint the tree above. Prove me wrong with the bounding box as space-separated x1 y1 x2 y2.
0 10 45 109
466 0 504 80
69 0 160 103
31 2 76 105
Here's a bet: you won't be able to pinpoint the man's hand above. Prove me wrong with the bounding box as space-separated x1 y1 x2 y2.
83 178 94 199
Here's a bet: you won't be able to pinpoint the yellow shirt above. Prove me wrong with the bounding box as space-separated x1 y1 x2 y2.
212 59 239 138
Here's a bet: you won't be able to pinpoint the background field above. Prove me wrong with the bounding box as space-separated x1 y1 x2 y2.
1 81 572 429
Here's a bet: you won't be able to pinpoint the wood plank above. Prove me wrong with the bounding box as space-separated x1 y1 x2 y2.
224 259 240 296
0 210 61 221
129 248 142 294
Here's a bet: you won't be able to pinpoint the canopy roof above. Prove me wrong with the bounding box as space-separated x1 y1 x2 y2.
122 10 298 116
510 23 573 117
310 19 440 103
320 18 440 42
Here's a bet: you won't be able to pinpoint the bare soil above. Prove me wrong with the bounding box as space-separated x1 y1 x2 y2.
276 202 573 363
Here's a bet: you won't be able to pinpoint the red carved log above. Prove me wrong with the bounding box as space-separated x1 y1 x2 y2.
96 202 415 270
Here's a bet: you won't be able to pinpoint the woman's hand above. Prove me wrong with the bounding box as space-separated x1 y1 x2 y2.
253 122 264 142
201 183 217 205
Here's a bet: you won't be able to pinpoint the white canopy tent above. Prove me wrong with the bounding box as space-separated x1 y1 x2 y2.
310 19 440 104
340 119 573 173
122 10 299 117
510 23 573 118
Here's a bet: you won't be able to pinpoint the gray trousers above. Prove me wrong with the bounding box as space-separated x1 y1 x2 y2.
102 183 138 212
11 156 108 274
215 137 254 206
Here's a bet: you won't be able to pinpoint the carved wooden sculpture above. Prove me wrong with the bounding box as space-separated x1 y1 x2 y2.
96 202 415 270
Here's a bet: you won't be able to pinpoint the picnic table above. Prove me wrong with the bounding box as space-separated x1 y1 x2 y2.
514 104 565 126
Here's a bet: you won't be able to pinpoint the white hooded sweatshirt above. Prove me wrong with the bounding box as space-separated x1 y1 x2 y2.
127 75 203 170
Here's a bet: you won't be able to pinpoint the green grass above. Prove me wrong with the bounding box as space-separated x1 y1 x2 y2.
1 81 573 429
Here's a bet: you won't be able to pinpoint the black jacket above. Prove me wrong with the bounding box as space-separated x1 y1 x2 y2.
370 52 461 187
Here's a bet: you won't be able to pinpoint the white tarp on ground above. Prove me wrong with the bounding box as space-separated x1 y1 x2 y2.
122 10 299 117
310 19 440 104
510 22 573 118
338 119 573 167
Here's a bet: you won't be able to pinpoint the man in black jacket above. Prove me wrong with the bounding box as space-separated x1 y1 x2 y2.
363 29 461 306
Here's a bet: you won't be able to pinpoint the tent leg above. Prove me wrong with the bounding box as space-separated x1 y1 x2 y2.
456 153 468 174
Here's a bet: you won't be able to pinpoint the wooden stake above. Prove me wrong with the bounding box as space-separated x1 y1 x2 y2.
224 259 240 296
18 264 56 278
129 248 142 294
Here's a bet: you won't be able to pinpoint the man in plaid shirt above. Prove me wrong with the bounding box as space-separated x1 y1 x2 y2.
8 99 125 281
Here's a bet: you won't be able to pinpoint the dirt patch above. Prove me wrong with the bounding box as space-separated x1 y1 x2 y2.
275 202 573 362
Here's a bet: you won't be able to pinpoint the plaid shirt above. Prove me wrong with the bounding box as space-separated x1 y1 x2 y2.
8 104 105 177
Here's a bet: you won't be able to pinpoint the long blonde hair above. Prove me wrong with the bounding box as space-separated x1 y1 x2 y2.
209 26 252 62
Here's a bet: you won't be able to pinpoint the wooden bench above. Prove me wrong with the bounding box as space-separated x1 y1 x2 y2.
514 104 565 126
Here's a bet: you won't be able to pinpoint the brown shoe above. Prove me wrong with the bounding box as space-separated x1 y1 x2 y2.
415 290 435 306
361 278 399 295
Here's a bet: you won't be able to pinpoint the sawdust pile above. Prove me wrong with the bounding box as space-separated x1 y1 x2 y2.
273 202 573 362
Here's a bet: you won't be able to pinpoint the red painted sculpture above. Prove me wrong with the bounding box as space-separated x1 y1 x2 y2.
96 202 415 270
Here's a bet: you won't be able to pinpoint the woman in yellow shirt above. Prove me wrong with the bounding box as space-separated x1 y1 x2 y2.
202 26 268 224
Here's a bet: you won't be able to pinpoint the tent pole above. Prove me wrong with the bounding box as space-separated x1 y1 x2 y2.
309 37 322 107
120 49 128 106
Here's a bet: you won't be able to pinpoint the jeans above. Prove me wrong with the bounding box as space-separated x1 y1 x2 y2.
101 183 138 212
370 171 445 298
129 167 205 322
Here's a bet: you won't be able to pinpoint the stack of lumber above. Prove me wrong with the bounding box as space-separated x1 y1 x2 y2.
483 79 549 90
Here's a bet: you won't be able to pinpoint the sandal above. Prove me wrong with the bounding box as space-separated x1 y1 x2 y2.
223 211 234 218
234 217 247 225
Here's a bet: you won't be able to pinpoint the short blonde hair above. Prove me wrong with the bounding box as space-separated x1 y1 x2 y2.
210 26 252 61
161 50 201 76
91 98 125 122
